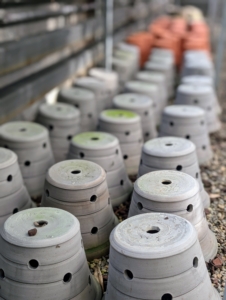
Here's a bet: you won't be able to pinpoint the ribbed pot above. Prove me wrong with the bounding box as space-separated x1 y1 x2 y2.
105 213 220 300
0 207 102 300
98 110 143 176
159 105 213 164
0 122 54 197
128 170 218 261
73 77 108 113
36 102 80 162
113 93 157 141
124 81 162 125
41 160 118 260
58 87 98 131
67 133 134 207
138 137 210 208
175 84 221 133
0 148 33 222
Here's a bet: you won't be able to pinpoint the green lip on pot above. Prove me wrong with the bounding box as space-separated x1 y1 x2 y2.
103 109 137 119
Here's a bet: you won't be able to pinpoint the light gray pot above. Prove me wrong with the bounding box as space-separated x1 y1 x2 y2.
58 87 98 131
128 171 218 261
105 213 220 300
113 93 157 141
0 207 102 300
98 110 143 176
124 80 162 125
138 137 210 208
73 77 108 113
159 105 213 164
175 84 221 133
41 160 118 259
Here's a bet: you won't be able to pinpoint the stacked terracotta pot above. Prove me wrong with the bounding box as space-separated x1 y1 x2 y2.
135 71 168 108
124 80 162 125
73 77 108 114
0 207 102 300
0 148 33 225
41 160 118 260
113 93 157 142
159 105 213 164
58 87 98 132
89 68 119 107
98 109 143 177
105 213 220 300
138 137 210 208
36 103 80 162
68 132 133 207
0 121 54 198
175 84 221 133
129 170 218 262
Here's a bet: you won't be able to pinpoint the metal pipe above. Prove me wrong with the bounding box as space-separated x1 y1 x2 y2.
215 0 226 89
104 0 114 70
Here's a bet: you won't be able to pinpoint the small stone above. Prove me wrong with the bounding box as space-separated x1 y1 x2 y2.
28 228 37 236
213 257 223 268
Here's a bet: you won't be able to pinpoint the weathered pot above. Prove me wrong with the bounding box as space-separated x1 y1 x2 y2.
175 84 221 133
73 77 108 113
41 160 118 259
89 68 119 107
0 122 54 196
58 87 98 131
98 110 143 176
135 71 168 107
138 137 210 208
112 57 135 87
0 207 102 299
128 171 217 261
113 93 157 141
124 80 162 124
159 105 213 164
105 213 220 300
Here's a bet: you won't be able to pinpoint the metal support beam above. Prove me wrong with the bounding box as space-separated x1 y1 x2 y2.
104 0 114 70
215 0 226 90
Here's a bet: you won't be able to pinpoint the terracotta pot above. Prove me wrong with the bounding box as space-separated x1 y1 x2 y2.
159 105 213 164
105 213 220 299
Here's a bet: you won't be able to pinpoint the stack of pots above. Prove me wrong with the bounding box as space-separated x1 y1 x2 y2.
58 87 98 132
129 170 218 262
138 137 210 208
36 103 80 162
124 80 162 125
67 132 133 207
135 71 168 108
159 105 213 164
145 49 175 98
181 50 215 78
105 213 221 300
149 47 175 64
116 42 140 74
41 160 118 260
0 148 33 225
180 75 221 114
0 121 54 198
98 110 143 177
175 84 221 133
113 93 157 142
73 77 108 114
89 68 119 105
0 207 102 300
